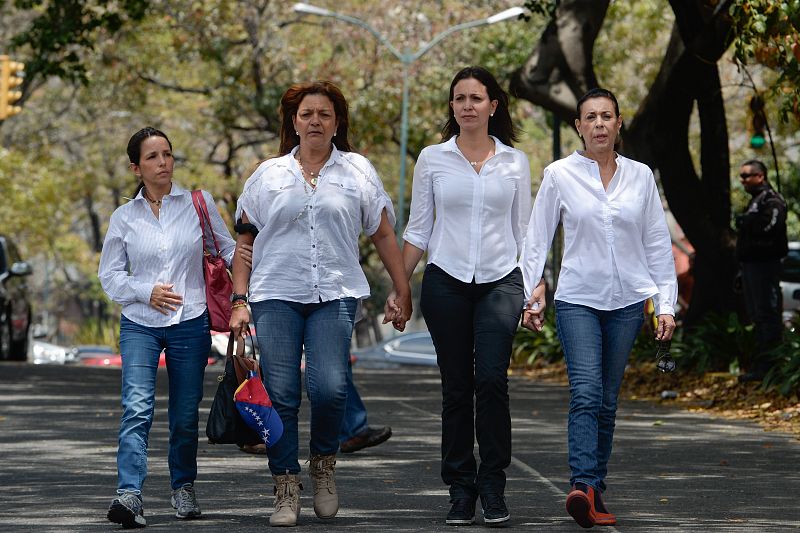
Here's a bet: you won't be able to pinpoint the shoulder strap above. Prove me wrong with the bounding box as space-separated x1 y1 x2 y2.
192 190 222 256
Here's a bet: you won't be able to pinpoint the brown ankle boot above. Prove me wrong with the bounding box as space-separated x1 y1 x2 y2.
309 454 338 518
270 474 302 527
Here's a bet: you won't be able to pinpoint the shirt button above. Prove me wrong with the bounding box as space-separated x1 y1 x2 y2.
311 226 314 229
309 206 313 209
313 264 316 268
312 245 316 248
314 284 318 288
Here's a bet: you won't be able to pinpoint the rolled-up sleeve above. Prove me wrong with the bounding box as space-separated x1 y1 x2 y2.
235 171 265 230
98 213 153 305
642 174 677 316
402 153 434 250
203 190 236 267
361 160 395 235
520 169 561 300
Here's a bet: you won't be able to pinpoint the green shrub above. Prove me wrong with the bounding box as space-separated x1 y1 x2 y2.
669 312 755 374
512 310 563 366
762 317 800 396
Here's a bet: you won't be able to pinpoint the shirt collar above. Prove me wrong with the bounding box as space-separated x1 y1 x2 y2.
442 135 515 155
133 182 185 202
285 143 342 170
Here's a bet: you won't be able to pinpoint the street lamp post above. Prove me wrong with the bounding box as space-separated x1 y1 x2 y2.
292 3 524 233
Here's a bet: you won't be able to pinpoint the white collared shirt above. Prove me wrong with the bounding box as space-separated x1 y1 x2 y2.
521 151 677 315
236 145 395 304
403 135 532 283
98 184 236 327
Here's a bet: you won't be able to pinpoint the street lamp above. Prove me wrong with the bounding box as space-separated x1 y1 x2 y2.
292 3 524 233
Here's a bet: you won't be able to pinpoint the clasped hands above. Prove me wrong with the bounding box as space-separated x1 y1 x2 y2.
383 289 412 332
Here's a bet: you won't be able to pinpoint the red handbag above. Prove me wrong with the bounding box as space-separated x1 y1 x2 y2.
191 190 232 332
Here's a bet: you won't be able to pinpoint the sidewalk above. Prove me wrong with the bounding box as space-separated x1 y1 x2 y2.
0 361 798 531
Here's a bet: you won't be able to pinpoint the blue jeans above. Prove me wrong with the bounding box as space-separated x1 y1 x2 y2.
117 311 210 495
250 298 356 475
339 362 368 442
555 300 644 492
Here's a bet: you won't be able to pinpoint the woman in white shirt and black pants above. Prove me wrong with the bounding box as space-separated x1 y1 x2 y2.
521 88 677 529
99 127 236 528
398 66 531 526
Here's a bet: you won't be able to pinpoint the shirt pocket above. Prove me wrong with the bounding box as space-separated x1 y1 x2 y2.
328 175 360 194
265 174 295 191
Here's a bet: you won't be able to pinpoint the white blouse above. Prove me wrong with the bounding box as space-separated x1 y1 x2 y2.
98 184 236 327
403 135 532 283
236 145 394 304
521 151 677 315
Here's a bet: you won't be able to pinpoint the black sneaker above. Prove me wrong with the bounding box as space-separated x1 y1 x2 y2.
480 493 510 526
107 492 146 528
446 497 476 526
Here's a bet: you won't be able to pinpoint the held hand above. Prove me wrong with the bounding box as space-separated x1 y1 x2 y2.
655 314 676 341
229 306 251 338
236 243 254 269
149 283 183 314
392 289 413 332
520 279 546 331
382 290 399 324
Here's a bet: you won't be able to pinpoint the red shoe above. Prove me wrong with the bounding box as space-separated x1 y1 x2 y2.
565 484 596 528
593 490 616 526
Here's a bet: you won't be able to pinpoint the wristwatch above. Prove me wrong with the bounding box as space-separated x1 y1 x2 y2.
231 293 248 303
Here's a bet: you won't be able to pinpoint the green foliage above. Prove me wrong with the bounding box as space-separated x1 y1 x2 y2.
512 310 563 366
72 316 120 351
669 313 756 374
8 0 148 86
762 317 800 395
729 0 800 123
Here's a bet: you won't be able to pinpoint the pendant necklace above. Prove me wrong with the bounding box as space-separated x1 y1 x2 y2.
296 159 320 187
143 188 162 208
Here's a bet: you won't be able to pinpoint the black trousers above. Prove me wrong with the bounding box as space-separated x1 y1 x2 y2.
741 260 784 373
420 263 523 499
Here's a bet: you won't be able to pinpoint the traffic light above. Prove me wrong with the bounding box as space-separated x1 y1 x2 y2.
749 95 767 149
0 55 25 120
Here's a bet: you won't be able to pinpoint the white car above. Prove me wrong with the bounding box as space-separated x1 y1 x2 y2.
781 241 800 323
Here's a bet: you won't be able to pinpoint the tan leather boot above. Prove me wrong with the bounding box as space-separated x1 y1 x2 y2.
270 474 302 527
309 454 338 518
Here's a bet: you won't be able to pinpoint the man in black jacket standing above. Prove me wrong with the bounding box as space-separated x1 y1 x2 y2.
736 159 788 382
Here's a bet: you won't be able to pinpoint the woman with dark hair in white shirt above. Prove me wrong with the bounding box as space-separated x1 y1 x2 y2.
395 66 531 526
229 81 411 527
98 127 236 528
521 88 677 528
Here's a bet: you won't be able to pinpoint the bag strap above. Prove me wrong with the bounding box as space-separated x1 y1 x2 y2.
191 190 222 256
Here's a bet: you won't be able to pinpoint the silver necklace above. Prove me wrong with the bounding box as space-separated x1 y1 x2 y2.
296 158 321 187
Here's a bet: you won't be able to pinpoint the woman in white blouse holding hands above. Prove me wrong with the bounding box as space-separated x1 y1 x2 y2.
229 81 411 527
397 66 531 526
99 127 236 528
521 88 677 528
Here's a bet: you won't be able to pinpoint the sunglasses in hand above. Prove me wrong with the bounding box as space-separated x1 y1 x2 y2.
655 340 676 374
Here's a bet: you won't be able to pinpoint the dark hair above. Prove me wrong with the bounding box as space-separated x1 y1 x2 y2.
441 66 518 147
742 159 768 180
278 81 352 155
576 88 620 117
127 127 172 196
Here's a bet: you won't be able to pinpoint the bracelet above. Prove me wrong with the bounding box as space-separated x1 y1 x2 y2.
231 301 248 309
231 293 248 303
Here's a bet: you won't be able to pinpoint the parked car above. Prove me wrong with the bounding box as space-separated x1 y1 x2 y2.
353 331 437 366
32 340 72 365
781 241 800 323
0 235 32 361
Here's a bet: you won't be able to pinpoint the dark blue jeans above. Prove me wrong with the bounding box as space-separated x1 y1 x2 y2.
339 362 368 443
420 264 523 499
250 298 356 475
555 300 644 492
117 311 210 494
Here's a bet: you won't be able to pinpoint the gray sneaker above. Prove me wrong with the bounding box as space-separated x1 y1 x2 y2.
171 483 201 519
107 492 146 528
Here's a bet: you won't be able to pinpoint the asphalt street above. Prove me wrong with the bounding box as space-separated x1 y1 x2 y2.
0 359 798 532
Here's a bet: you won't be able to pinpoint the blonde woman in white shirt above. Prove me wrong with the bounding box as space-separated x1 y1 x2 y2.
521 88 677 528
396 66 531 526
229 81 411 527
99 127 237 528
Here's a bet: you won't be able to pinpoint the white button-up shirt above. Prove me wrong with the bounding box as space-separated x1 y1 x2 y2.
403 135 532 283
98 184 236 327
236 145 394 304
521 151 677 315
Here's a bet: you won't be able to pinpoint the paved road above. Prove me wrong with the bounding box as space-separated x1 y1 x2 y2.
0 360 798 532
